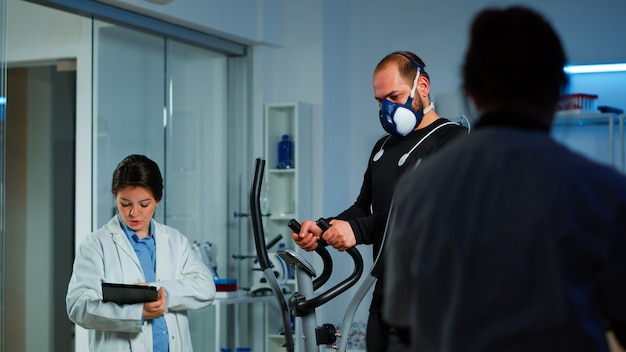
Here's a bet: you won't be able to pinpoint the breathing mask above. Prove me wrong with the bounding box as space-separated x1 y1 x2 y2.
379 58 432 136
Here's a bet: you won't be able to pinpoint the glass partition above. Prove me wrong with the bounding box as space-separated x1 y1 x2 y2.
93 19 230 351
93 21 166 226
165 38 229 350
165 40 228 246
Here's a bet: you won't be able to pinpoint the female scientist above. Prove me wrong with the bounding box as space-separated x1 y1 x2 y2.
66 154 215 351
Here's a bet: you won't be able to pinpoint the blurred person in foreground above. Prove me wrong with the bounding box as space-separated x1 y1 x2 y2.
383 6 626 352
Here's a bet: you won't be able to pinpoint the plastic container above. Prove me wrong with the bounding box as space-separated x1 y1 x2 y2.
215 278 237 292
277 134 294 169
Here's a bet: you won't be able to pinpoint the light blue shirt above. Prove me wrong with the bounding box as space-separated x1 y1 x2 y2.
118 215 169 352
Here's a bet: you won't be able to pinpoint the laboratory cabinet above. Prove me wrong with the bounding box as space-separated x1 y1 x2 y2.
262 102 313 253
263 102 313 352
551 112 624 173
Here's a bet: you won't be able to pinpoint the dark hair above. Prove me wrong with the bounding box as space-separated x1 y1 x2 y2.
375 51 431 85
111 154 163 202
462 6 568 110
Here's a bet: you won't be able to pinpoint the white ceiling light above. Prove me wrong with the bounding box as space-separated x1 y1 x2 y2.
564 63 626 74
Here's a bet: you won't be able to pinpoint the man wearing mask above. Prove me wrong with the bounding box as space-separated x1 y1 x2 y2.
291 51 467 350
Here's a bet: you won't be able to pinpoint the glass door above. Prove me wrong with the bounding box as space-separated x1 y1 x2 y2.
93 21 166 227
164 40 228 248
92 19 231 351
164 39 229 349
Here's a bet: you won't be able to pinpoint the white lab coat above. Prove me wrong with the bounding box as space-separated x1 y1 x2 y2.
66 216 216 352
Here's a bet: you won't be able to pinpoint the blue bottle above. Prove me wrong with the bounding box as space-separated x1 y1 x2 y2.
277 134 294 169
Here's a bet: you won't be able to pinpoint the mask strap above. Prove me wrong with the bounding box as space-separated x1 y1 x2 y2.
409 67 421 99
422 102 434 115
393 52 424 100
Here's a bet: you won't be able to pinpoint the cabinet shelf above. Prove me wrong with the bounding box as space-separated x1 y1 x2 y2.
267 168 296 173
269 214 296 221
553 112 618 127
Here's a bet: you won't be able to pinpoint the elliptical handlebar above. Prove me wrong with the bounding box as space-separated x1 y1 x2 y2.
251 157 365 351
287 219 364 313
287 219 333 290
249 158 295 352
250 158 272 271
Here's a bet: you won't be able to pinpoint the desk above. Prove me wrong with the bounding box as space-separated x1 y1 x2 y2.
213 291 276 352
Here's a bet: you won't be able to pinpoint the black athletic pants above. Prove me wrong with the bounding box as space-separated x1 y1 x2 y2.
367 311 411 351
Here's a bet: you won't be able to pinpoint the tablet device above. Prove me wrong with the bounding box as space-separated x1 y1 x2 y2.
102 282 158 305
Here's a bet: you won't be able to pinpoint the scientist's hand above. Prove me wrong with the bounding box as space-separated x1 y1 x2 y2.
143 286 166 320
322 219 356 252
292 219 323 252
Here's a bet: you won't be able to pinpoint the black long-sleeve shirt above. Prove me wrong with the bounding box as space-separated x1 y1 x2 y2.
334 118 467 313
